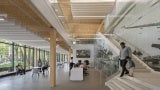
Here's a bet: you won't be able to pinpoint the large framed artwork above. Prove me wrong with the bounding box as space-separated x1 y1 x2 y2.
76 50 90 58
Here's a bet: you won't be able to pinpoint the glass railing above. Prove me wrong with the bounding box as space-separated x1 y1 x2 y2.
95 56 119 77
94 33 120 80
112 34 160 72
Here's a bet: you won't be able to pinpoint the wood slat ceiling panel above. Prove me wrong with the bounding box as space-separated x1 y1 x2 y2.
71 2 115 18
53 0 114 44
0 0 70 50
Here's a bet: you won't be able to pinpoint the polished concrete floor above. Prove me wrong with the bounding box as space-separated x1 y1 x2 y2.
0 65 109 90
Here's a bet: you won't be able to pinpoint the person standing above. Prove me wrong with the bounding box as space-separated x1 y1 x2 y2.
119 42 132 77
38 59 42 72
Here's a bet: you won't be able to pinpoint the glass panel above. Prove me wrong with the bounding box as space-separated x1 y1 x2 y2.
94 35 119 77
14 45 24 71
30 48 34 68
113 35 160 71
0 43 13 76
45 51 50 64
37 49 40 62
26 47 30 70
40 50 45 65
56 53 58 62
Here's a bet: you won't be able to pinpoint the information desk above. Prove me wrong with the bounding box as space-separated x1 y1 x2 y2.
70 68 83 81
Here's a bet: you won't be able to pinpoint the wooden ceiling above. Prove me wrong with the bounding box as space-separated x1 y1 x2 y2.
0 0 115 50
57 0 102 39
0 0 70 50
52 0 114 39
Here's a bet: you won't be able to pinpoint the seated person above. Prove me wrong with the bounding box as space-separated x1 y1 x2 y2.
42 62 49 75
16 63 25 75
84 60 89 67
82 61 88 75
75 60 82 67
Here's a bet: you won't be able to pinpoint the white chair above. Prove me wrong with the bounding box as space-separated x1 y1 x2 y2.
32 67 40 77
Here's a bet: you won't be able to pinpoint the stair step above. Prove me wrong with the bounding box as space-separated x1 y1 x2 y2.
126 76 160 90
111 80 126 90
135 66 146 69
117 77 141 90
107 81 121 90
133 60 140 63
122 78 151 90
114 78 133 90
134 69 150 72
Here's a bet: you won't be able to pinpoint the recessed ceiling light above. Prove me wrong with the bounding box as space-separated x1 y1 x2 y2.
73 41 76 44
0 18 4 21
48 0 58 3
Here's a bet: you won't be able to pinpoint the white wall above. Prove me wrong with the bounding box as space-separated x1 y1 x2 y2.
72 44 94 67
105 0 160 56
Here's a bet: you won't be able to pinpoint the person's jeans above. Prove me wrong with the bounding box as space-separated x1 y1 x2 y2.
129 67 134 76
120 60 129 77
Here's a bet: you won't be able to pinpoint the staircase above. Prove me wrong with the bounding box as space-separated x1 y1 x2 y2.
105 37 160 90
105 55 160 90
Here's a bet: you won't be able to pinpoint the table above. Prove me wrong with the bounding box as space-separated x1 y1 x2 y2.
70 68 83 81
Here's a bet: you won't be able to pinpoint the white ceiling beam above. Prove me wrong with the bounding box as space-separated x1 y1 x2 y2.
30 0 72 46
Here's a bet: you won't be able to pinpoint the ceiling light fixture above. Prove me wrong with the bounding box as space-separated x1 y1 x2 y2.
76 38 102 40
0 18 4 21
48 0 58 3
73 41 76 44
73 16 106 18
0 14 7 21
58 16 65 18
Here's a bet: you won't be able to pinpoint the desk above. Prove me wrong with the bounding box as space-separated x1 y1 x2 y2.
70 68 83 81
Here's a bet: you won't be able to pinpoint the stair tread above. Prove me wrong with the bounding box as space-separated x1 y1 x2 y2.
123 78 151 90
113 78 133 90
134 69 150 72
116 77 142 90
126 74 160 90
136 78 160 87
108 81 121 90
134 72 160 86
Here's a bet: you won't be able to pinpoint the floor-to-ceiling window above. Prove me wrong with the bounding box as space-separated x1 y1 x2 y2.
14 45 24 70
45 51 50 64
0 42 13 76
0 40 50 76
40 50 45 65
30 48 34 68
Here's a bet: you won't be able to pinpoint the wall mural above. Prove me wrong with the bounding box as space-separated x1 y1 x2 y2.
76 50 90 58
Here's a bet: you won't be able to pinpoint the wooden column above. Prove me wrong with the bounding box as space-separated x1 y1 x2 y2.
50 30 56 87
